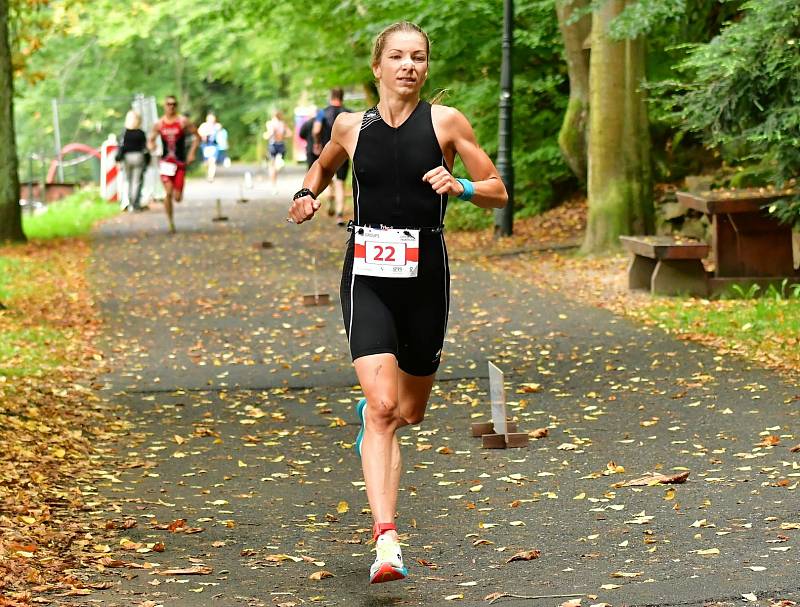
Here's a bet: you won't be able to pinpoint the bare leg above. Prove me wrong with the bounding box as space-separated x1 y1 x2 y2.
269 159 277 192
163 182 175 233
354 354 435 541
207 158 216 182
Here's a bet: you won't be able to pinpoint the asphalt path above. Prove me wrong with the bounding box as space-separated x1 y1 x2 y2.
79 165 800 607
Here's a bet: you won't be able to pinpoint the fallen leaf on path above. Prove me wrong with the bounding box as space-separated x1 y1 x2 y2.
308 570 334 580
505 549 541 564
613 471 690 488
156 566 212 575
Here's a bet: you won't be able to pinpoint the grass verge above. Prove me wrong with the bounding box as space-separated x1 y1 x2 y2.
23 188 119 240
634 296 800 372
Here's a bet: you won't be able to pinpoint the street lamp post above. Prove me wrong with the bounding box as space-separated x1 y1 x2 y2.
494 0 514 237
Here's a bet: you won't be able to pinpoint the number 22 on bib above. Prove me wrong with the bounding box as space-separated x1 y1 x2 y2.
353 227 420 278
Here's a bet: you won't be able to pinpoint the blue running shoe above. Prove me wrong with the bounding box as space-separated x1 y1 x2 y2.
355 398 367 457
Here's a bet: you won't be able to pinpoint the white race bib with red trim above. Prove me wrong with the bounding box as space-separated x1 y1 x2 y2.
159 160 178 177
353 227 420 278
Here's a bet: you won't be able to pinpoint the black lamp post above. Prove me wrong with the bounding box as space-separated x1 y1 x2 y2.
494 0 514 237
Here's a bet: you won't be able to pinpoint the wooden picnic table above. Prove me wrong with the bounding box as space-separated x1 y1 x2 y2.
676 190 800 294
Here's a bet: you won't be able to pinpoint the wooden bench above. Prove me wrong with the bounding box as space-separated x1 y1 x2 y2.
619 236 710 296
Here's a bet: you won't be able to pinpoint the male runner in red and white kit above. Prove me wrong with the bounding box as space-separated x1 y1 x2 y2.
148 95 199 233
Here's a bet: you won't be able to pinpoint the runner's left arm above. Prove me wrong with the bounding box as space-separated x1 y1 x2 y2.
185 120 200 164
423 107 507 209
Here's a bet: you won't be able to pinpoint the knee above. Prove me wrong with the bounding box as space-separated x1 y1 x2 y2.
366 396 401 431
403 410 425 426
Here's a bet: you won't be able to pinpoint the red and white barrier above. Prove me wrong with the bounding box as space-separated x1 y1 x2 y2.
100 135 119 202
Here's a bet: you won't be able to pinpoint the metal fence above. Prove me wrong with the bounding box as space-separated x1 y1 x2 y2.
18 93 163 206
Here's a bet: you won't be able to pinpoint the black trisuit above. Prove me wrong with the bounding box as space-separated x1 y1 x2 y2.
340 101 450 376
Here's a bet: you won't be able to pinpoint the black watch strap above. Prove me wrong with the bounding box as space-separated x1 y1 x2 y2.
293 188 316 200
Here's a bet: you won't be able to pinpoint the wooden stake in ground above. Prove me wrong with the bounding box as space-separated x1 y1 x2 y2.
470 362 529 448
302 256 330 306
212 198 228 222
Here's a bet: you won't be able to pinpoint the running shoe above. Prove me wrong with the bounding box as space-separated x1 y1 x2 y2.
369 533 407 584
354 398 367 457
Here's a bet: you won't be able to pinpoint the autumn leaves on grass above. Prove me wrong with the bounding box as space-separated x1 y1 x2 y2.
0 240 111 602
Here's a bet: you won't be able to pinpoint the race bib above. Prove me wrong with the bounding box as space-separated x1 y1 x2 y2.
159 160 178 176
202 145 218 160
353 227 420 278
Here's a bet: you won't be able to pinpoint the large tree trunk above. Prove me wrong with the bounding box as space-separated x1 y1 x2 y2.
0 0 24 243
556 0 591 183
582 0 653 253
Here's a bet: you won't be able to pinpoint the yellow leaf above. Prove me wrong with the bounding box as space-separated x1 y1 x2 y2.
696 548 720 556
445 594 464 601
309 570 334 580
337 501 349 514
238 460 247 467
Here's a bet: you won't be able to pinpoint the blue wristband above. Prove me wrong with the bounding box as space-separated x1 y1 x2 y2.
455 178 474 201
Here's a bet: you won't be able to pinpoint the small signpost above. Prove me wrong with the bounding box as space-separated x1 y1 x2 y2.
237 172 252 204
212 198 228 222
302 257 330 306
470 362 529 449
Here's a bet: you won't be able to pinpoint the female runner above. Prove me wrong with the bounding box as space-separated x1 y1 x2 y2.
288 21 507 584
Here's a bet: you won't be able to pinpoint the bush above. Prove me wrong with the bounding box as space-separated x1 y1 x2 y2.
662 0 800 222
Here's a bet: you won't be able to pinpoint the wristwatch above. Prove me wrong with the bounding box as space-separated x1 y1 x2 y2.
293 188 316 200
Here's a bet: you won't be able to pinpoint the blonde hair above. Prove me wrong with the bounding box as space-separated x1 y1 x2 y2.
371 21 430 67
124 110 141 130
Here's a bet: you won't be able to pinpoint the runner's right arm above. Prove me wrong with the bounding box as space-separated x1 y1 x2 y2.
147 120 160 153
288 113 356 224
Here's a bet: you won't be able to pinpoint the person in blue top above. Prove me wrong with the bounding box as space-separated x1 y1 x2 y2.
215 124 229 167
198 113 220 182
313 88 351 225
288 21 507 585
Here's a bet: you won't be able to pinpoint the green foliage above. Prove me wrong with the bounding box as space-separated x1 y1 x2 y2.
444 202 494 232
16 0 571 217
659 0 800 222
23 188 119 240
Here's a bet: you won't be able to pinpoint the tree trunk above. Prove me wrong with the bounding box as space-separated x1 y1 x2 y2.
624 35 653 235
556 0 591 183
582 0 653 253
0 0 24 243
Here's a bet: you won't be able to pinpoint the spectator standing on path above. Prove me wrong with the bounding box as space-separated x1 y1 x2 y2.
198 113 220 182
148 95 199 234
215 123 230 167
313 88 351 225
264 110 291 195
116 110 150 212
288 21 507 584
298 115 318 169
